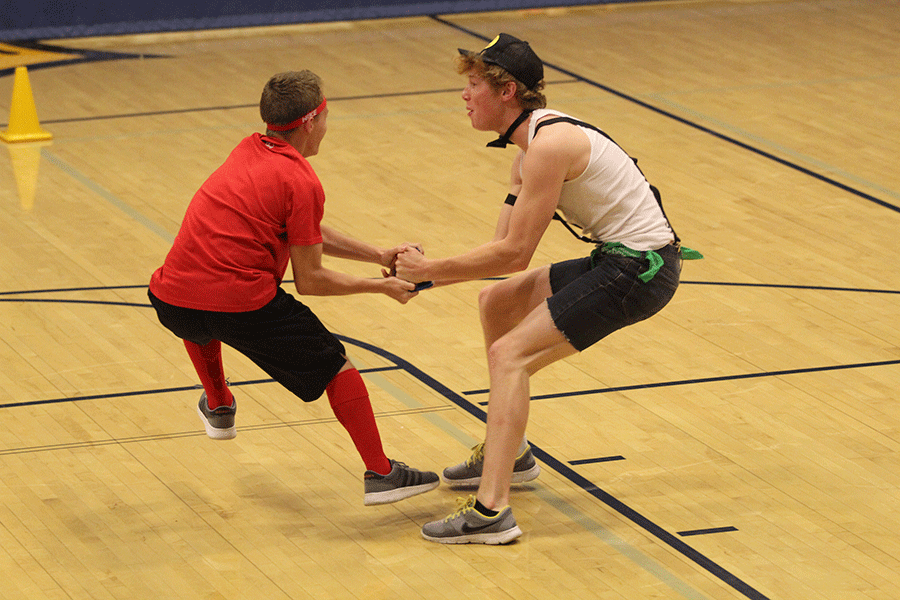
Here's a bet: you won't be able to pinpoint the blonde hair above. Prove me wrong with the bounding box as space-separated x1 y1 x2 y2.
260 70 324 131
456 55 546 110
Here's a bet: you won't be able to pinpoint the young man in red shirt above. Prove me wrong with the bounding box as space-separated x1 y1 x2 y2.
149 70 438 506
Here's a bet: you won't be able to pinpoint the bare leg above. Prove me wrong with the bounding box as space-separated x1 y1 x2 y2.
477 265 556 456
475 273 578 510
479 265 555 348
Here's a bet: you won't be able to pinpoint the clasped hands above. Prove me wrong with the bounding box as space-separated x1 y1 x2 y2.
381 242 429 284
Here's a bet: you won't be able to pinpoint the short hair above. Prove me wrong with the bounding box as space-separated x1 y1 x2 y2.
456 55 546 111
259 70 324 131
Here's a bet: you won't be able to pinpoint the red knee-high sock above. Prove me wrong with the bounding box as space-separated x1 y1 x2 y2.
326 368 391 475
183 339 232 409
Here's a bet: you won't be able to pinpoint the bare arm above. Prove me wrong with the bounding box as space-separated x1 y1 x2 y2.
321 225 419 269
396 127 583 283
487 152 524 243
290 243 417 303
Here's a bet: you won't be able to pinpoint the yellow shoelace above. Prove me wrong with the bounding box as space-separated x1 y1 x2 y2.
465 443 485 467
444 495 477 522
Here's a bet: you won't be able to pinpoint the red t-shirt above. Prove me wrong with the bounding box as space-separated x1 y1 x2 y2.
149 133 324 312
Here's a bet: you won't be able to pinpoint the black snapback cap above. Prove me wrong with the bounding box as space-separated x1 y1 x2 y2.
459 33 544 90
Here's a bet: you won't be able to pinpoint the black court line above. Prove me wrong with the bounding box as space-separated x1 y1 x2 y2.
682 281 900 295
35 88 467 124
679 527 740 537
430 15 900 215
0 41 164 79
570 456 626 465
465 359 900 401
0 80 578 128
0 298 151 308
4 278 898 298
0 284 149 296
0 366 403 409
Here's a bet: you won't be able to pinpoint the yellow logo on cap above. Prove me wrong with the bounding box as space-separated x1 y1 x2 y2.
482 35 501 51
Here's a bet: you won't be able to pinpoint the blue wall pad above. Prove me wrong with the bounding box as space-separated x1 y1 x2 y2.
1 0 642 41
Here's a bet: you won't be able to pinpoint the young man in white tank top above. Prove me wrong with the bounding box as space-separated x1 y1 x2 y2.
395 34 696 544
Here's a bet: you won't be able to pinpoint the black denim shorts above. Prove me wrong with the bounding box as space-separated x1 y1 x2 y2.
547 243 681 351
148 287 346 402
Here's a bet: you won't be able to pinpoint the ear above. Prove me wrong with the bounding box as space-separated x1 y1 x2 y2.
500 80 518 101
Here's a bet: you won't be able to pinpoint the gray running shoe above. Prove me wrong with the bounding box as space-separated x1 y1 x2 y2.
364 459 440 505
196 392 236 440
421 495 522 544
442 442 541 488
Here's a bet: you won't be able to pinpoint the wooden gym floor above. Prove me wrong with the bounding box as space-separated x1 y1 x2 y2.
1 1 899 598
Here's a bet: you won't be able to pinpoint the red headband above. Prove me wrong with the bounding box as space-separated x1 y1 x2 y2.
266 98 327 131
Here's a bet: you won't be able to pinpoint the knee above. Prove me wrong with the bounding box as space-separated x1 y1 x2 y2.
486 334 520 373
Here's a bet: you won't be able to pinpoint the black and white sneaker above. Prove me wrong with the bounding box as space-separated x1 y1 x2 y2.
196 392 236 440
421 495 522 545
442 442 540 488
363 459 439 505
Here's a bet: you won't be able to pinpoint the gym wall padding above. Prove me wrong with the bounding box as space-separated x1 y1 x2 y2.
0 0 641 41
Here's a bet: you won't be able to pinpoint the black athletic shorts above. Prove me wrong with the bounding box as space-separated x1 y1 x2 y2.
148 287 346 402
547 243 681 351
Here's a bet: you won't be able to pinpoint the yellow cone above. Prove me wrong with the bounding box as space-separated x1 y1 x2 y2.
1 66 53 143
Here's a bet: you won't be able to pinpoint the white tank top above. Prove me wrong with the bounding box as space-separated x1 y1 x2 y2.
526 109 674 251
